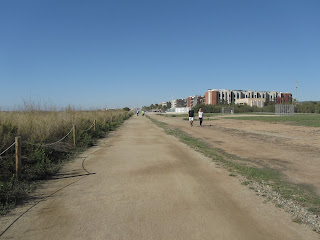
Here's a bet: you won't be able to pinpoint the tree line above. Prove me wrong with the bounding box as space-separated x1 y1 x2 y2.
142 102 171 112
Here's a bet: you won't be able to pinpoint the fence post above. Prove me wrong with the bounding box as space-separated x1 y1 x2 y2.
15 136 21 179
73 124 76 146
94 119 96 131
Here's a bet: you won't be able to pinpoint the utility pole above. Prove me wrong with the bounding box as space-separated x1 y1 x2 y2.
296 81 298 102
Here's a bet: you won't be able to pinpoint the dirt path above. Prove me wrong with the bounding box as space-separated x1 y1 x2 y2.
0 116 318 239
151 114 320 196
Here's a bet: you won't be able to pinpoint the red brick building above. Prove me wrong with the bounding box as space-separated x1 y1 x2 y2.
187 97 191 108
205 90 219 105
275 93 292 104
187 95 205 108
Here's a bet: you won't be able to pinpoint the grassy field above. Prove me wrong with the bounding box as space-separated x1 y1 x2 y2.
175 113 320 128
225 114 320 128
160 112 274 118
0 109 133 214
160 113 220 118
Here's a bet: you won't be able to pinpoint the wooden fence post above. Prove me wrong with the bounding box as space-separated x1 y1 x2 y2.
15 136 21 179
94 119 96 131
73 124 76 146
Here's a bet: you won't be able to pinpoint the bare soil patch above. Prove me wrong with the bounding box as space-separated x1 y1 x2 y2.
152 114 320 196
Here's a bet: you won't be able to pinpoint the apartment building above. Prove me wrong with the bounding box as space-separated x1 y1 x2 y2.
205 89 292 107
235 98 266 108
187 95 205 108
242 90 268 99
171 99 186 108
205 90 219 105
160 102 170 107
267 91 280 102
206 89 244 105
275 93 292 104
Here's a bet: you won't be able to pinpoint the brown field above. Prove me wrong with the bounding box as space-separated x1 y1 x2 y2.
151 114 320 196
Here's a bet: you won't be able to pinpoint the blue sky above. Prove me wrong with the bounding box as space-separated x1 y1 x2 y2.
1 0 319 109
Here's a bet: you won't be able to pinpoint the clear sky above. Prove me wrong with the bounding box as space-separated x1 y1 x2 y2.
1 0 319 109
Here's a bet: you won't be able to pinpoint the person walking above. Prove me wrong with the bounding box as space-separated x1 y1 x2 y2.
188 107 194 127
198 108 203 127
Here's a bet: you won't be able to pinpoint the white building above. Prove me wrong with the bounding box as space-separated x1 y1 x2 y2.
267 91 280 102
235 98 266 108
161 102 168 107
171 99 186 108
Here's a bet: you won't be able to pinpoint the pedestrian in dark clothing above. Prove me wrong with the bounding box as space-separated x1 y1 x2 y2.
188 108 194 127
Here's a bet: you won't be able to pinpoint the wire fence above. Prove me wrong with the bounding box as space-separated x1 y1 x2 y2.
79 122 94 132
275 104 294 116
3 121 95 151
23 127 74 147
0 111 132 180
0 142 16 156
0 115 123 238
0 111 132 237
0 120 98 179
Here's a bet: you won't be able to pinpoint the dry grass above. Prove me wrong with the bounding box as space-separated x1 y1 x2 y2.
0 109 128 145
0 107 133 214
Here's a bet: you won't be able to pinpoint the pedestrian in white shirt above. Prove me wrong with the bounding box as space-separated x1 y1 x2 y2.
198 108 203 127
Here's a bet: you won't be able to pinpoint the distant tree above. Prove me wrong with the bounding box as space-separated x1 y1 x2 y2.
192 104 205 113
122 107 130 111
160 105 167 111
262 101 275 113
315 103 320 114
296 102 317 113
219 99 226 105
142 106 149 111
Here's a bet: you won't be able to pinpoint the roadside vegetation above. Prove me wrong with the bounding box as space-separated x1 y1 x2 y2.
142 102 171 112
147 115 320 232
0 106 132 214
